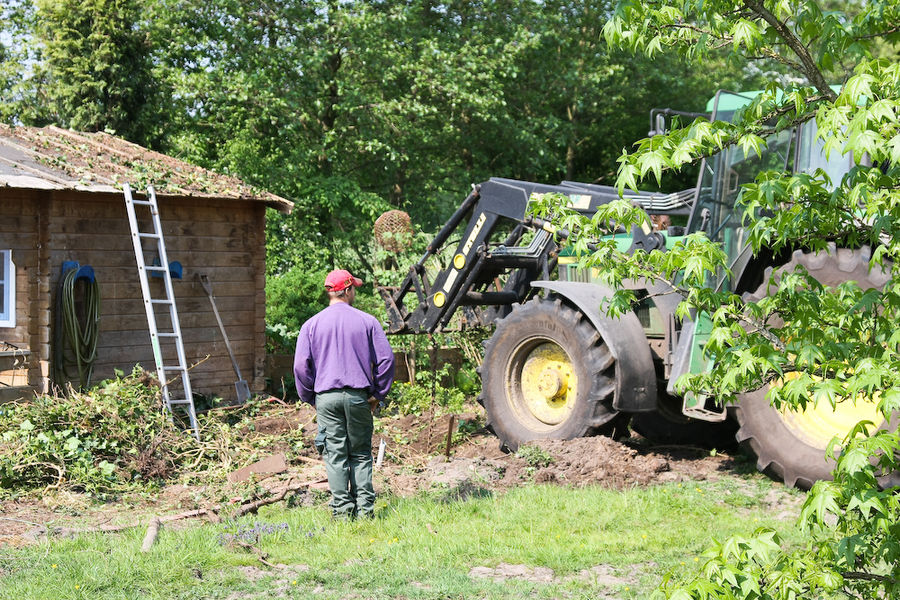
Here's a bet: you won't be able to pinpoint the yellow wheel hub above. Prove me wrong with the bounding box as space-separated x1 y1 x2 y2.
777 372 885 449
514 342 578 425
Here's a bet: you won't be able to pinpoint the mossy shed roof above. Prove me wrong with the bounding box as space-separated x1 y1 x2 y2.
0 124 293 213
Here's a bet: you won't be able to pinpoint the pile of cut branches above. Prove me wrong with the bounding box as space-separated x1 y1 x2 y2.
0 367 193 495
0 367 310 497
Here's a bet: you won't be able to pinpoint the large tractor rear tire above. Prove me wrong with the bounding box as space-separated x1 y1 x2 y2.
480 297 620 451
734 246 892 489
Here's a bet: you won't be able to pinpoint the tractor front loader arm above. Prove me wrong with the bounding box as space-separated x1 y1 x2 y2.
379 178 648 335
380 179 555 334
378 176 688 335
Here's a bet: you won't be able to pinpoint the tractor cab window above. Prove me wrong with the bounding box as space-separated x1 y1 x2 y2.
688 92 792 266
0 250 14 328
795 121 852 188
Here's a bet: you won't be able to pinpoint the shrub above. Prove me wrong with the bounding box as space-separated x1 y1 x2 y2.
0 367 312 498
266 265 389 354
386 363 466 415
265 265 329 352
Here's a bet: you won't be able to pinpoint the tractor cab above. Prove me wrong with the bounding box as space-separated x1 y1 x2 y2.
666 89 861 433
687 89 854 290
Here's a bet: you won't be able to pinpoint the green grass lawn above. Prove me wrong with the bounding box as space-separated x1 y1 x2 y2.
0 477 804 599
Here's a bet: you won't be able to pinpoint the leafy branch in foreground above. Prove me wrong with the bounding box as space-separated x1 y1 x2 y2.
566 1 900 598
659 432 900 600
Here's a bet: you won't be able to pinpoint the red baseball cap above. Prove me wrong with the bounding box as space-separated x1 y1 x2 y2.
324 269 362 292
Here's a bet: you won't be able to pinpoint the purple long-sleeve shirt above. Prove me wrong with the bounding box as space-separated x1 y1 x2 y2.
293 302 395 405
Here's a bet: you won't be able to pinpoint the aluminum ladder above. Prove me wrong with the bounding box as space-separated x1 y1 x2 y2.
123 183 199 440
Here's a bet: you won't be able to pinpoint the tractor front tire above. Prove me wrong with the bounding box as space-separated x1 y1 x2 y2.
734 245 892 489
480 297 619 451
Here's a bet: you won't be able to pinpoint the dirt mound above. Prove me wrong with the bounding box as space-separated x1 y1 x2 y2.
382 411 479 457
244 403 317 437
518 436 733 489
238 404 733 496
370 407 736 496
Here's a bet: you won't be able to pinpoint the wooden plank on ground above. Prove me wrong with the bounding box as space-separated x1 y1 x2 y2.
227 453 288 484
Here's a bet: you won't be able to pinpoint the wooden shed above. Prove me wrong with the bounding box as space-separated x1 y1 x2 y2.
0 124 293 402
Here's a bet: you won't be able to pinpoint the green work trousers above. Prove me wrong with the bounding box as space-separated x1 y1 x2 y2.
315 388 375 519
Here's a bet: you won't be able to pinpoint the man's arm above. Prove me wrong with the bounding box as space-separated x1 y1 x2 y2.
370 325 395 401
293 326 317 405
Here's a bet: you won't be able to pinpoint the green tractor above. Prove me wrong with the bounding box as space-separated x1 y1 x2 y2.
379 90 888 489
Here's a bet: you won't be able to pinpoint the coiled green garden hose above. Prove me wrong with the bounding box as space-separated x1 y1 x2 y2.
52 267 101 391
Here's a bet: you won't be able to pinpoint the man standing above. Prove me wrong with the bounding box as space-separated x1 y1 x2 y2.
293 269 395 520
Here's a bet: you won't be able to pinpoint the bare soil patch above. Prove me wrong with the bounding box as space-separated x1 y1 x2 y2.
468 561 640 587
0 401 759 545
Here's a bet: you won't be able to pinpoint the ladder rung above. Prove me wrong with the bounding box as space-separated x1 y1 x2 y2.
167 399 194 405
156 333 179 338
131 199 154 206
138 233 161 239
145 266 167 272
162 366 186 372
150 299 173 304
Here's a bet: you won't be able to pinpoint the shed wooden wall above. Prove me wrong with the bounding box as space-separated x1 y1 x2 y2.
0 189 49 391
1 188 268 401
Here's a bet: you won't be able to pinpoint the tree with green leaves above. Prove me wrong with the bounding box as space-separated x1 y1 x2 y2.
3 0 758 342
504 0 747 188
539 1 900 597
0 0 50 126
144 1 748 279
32 0 161 145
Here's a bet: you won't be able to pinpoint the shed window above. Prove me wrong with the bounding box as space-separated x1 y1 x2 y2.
0 250 14 328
